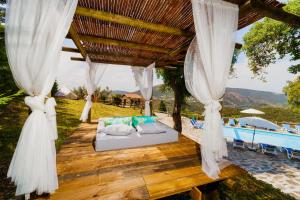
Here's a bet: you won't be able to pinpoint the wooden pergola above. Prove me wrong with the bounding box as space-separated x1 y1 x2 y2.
63 0 299 69
47 1 300 199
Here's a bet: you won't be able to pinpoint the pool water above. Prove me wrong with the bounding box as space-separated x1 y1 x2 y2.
223 126 300 150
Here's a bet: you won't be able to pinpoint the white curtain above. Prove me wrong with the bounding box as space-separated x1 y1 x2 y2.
131 63 155 116
80 57 107 122
184 0 238 178
5 0 78 197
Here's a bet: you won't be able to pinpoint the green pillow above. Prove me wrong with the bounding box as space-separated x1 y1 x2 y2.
132 116 157 127
104 117 132 127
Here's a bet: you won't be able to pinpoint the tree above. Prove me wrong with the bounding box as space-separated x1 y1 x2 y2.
93 87 101 102
112 94 122 106
72 86 87 100
99 86 112 102
51 81 59 97
157 67 190 133
283 77 300 112
0 5 5 23
0 24 22 107
242 0 300 78
159 100 167 112
229 49 241 78
0 24 18 96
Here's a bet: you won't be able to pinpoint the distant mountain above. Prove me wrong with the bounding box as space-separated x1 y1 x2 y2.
223 88 287 108
152 85 287 108
128 84 287 108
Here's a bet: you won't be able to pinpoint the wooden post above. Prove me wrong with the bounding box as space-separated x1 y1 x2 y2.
198 182 221 200
190 187 202 200
87 109 91 123
87 94 93 123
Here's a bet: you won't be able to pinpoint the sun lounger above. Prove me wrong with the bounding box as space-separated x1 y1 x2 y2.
228 118 235 126
239 120 247 128
283 148 300 160
282 124 296 133
233 139 245 149
260 143 277 155
191 118 204 129
296 125 300 133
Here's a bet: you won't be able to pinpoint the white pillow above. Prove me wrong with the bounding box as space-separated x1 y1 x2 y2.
97 120 105 133
103 124 135 136
136 123 166 134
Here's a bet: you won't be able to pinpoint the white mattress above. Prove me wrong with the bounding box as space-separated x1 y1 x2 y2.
95 121 178 151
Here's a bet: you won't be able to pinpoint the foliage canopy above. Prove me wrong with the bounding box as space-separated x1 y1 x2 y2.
242 0 300 77
283 76 300 111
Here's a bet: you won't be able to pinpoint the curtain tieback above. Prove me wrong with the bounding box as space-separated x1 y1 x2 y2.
204 100 222 114
45 97 58 140
25 96 57 140
25 96 46 112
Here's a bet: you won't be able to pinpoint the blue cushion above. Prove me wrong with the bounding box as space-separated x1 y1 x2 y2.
132 116 157 127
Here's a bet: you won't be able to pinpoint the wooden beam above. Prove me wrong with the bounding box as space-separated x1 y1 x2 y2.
168 39 242 58
250 0 300 27
79 35 170 54
94 59 181 68
75 6 192 37
86 50 176 61
71 57 85 61
235 43 242 50
68 24 87 59
62 47 80 53
70 56 180 68
239 0 253 20
168 37 194 57
88 54 160 64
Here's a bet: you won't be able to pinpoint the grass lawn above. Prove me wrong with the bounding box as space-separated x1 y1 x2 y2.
0 97 296 199
0 98 141 199
55 99 141 149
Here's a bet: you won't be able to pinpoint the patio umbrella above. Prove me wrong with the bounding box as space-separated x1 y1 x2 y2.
238 117 280 130
240 108 265 115
240 108 265 150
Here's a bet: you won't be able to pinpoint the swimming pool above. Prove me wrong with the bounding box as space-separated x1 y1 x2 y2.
223 126 300 150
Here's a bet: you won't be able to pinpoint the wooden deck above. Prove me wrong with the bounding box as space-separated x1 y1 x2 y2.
47 122 244 200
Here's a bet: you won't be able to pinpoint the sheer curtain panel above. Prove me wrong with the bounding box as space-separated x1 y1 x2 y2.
80 57 108 122
184 0 238 178
5 0 78 197
131 63 155 116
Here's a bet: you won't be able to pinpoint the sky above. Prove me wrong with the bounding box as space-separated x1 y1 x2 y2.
57 25 299 94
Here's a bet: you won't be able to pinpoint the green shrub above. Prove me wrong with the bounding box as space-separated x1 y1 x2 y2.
159 100 167 112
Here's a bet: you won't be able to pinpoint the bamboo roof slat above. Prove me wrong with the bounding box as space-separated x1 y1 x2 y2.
67 0 285 67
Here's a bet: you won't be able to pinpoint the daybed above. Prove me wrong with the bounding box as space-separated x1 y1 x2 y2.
95 117 178 151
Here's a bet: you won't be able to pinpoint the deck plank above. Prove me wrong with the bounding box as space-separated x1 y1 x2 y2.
42 122 244 200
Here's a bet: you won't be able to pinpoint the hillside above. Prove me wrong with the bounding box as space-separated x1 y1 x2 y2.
127 84 287 108
224 88 287 108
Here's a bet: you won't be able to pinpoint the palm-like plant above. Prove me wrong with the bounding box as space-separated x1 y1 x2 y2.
72 86 87 100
